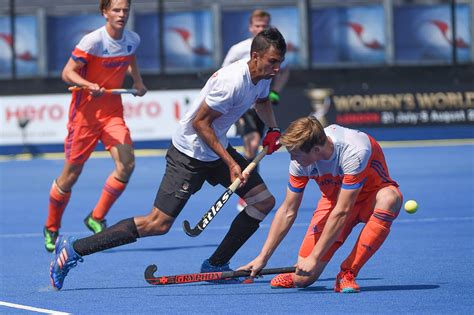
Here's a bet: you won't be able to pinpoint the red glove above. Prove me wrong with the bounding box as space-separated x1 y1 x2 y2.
262 127 281 154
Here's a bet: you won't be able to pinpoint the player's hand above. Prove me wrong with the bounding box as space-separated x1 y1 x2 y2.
229 163 245 187
87 83 105 97
133 82 148 96
295 257 317 277
269 90 280 106
237 256 267 278
262 127 281 155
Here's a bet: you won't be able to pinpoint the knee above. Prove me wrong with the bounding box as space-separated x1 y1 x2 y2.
376 188 402 216
142 209 173 236
116 159 135 178
254 195 275 215
293 275 316 288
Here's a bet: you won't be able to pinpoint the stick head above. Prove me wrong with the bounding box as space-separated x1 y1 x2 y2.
182 220 202 237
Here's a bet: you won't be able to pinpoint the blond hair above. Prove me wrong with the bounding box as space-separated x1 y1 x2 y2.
100 0 131 13
280 116 327 153
249 9 271 24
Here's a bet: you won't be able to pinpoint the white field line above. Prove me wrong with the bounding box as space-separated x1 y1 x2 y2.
0 301 70 315
0 216 472 239
1 139 473 162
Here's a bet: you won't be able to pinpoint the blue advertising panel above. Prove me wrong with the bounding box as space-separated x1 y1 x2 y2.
221 7 300 66
394 4 471 63
163 10 213 71
0 15 38 76
312 5 386 64
47 15 103 73
134 13 160 71
0 16 11 75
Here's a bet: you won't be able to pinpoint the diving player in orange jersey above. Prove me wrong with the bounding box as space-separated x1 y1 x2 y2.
239 116 403 292
43 0 147 252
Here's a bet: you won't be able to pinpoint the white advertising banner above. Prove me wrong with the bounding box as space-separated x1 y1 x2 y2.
0 89 233 146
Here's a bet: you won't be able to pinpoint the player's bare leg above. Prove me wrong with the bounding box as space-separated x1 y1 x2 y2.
337 186 402 292
86 144 135 233
238 131 262 211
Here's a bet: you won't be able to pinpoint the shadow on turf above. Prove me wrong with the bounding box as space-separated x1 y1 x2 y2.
103 244 219 253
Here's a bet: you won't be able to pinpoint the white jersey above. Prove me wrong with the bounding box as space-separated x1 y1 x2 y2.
76 26 140 58
289 124 372 192
172 59 271 161
222 38 253 66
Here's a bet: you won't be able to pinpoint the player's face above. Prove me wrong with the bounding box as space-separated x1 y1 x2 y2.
104 0 130 30
249 17 270 37
255 46 284 80
288 146 322 166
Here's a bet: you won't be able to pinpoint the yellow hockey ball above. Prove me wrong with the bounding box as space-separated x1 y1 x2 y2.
404 200 418 214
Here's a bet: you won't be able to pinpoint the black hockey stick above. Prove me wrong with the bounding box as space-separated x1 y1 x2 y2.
182 147 268 237
144 264 295 285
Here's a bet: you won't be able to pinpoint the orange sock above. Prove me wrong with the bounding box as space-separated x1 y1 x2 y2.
340 208 398 276
91 174 127 221
45 181 71 231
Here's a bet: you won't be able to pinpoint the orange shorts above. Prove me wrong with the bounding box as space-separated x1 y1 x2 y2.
298 185 402 262
64 116 132 164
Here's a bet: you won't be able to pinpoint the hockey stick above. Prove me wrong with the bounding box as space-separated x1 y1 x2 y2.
68 86 138 95
182 147 268 237
144 264 295 285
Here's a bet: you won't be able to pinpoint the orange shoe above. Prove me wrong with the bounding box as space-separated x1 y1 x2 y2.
334 270 360 293
270 273 296 288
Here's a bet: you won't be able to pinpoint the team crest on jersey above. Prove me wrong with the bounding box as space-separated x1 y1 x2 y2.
127 45 132 53
102 49 109 55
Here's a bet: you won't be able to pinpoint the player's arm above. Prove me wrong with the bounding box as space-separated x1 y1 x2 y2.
62 58 104 96
192 102 245 184
254 98 281 154
239 187 304 277
254 98 278 128
127 55 147 96
296 186 361 276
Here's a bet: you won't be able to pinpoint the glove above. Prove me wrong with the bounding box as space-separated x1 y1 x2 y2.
262 127 281 155
269 90 280 106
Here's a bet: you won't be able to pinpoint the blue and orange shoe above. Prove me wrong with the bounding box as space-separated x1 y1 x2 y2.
50 236 83 290
270 273 296 288
334 270 360 293
200 259 241 284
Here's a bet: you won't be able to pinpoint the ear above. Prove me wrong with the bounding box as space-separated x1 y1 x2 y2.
250 51 259 61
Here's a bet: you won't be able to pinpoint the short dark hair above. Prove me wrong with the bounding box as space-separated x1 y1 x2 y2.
100 0 131 13
250 27 286 56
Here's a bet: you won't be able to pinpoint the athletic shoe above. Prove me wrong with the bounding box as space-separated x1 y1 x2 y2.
50 236 83 290
334 270 360 293
236 198 247 212
43 227 58 253
270 273 296 288
84 212 107 234
200 259 241 284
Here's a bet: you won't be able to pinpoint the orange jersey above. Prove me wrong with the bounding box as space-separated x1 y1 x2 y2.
68 26 140 125
288 124 398 208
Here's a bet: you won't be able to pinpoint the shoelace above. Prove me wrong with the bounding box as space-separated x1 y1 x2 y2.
58 256 84 276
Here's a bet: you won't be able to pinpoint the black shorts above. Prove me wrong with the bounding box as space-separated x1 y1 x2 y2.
154 144 265 218
235 108 265 137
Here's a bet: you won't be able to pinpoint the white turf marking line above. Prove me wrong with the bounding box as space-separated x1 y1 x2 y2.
0 301 70 315
0 216 472 239
1 139 473 162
